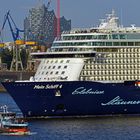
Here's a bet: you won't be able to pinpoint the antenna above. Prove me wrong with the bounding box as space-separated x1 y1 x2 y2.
120 8 123 27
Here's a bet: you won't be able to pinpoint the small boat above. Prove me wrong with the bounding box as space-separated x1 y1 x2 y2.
0 105 30 135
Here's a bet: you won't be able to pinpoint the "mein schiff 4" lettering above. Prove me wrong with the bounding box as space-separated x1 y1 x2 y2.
34 84 62 89
101 96 140 106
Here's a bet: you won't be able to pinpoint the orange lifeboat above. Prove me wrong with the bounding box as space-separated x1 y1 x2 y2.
135 81 140 87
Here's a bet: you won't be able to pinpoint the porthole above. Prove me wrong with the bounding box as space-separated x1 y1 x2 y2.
55 60 58 63
60 60 64 63
66 60 70 63
50 71 53 75
61 71 65 74
55 71 59 74
64 66 67 69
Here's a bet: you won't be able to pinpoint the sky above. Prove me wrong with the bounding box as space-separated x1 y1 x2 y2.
0 0 140 41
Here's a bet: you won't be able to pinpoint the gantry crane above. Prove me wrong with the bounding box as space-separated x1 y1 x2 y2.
0 10 24 71
0 10 24 42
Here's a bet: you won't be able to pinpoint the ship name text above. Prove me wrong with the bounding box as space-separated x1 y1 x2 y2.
72 87 104 95
101 96 140 106
34 84 63 89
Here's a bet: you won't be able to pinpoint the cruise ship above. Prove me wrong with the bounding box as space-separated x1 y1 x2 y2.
3 10 140 117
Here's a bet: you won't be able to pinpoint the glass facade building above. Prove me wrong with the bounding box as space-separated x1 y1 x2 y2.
24 4 71 46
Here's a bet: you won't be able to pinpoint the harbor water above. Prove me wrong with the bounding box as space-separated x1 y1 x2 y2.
0 93 140 140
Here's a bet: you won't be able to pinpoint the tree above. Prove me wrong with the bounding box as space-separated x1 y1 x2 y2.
0 48 12 69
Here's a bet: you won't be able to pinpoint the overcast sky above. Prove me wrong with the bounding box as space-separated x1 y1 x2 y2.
0 0 140 41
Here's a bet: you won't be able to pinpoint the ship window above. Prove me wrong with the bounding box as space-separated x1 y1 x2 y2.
113 42 120 46
92 35 98 39
50 71 53 75
119 34 126 39
46 72 48 75
106 42 112 46
64 66 68 69
55 71 59 75
87 35 92 39
48 66 51 69
53 66 56 69
66 60 70 63
58 66 61 69
60 60 64 63
55 60 58 63
121 42 127 46
128 42 134 46
98 35 108 39
61 71 65 74
135 42 140 46
112 34 119 39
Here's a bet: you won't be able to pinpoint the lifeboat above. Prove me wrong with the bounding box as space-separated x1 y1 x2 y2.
135 81 140 87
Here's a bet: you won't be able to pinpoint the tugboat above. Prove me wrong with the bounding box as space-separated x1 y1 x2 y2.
0 105 30 135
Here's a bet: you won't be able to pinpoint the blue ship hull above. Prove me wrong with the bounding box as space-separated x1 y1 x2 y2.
2 81 140 117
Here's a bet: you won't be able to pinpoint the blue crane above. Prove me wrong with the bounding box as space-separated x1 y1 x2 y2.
0 10 24 42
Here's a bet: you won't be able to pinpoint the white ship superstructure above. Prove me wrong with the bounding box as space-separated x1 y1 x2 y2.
31 10 140 83
34 58 84 81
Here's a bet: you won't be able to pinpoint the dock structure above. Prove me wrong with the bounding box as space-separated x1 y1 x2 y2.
0 71 35 92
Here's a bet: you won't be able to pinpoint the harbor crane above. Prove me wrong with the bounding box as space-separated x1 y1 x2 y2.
0 10 24 42
0 11 24 71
